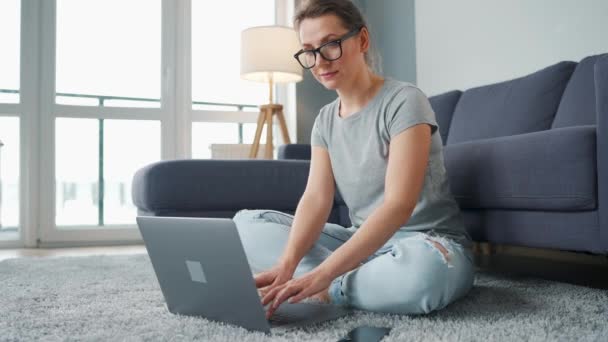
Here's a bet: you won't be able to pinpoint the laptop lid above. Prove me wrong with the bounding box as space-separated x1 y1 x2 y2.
136 216 271 333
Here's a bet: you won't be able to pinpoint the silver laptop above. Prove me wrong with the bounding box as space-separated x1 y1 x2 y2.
136 216 351 334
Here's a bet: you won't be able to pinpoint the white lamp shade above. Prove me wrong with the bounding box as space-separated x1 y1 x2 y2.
240 25 303 83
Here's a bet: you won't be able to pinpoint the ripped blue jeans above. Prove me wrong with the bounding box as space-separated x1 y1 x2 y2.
232 209 475 315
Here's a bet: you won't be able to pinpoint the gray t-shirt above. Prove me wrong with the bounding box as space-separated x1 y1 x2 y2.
311 77 471 248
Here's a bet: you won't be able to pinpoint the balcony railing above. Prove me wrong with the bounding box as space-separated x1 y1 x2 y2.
0 88 259 227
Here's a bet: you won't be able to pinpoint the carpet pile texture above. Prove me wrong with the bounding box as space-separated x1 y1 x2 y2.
1 254 606 341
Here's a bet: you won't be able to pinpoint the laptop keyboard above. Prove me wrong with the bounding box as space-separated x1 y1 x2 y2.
267 303 348 326
268 312 297 325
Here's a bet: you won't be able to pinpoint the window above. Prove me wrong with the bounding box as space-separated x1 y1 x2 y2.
55 118 160 226
56 0 161 107
6 0 292 246
190 121 268 159
0 118 19 231
0 0 20 103
0 0 20 238
191 0 275 106
53 0 162 229
191 0 279 158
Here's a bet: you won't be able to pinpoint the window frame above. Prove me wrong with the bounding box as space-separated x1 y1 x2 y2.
0 112 20 246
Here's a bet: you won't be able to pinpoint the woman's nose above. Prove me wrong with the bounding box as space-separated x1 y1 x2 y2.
314 56 332 70
318 55 331 66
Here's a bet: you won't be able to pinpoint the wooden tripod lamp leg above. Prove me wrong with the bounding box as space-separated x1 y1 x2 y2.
250 105 290 159
249 107 265 159
265 107 274 159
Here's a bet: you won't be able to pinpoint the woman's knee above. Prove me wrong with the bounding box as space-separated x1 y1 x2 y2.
232 209 263 224
339 238 458 314
234 209 295 228
232 210 267 239
388 236 451 272
387 239 473 313
341 270 445 315
386 264 447 314
232 209 296 248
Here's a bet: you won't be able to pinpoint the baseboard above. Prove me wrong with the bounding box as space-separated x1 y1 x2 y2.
473 242 608 266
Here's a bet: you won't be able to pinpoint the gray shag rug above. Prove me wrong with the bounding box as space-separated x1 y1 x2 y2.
1 254 607 342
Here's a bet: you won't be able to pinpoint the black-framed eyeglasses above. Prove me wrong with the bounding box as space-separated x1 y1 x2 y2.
293 26 363 69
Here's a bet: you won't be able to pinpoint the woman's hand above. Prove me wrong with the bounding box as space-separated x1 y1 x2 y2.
254 261 297 298
261 268 333 319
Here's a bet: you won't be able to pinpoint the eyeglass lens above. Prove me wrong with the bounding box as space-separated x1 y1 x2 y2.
298 41 342 68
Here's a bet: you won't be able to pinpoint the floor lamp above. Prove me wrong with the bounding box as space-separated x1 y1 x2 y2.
240 26 303 159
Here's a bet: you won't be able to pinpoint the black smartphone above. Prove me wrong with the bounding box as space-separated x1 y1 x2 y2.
337 325 392 342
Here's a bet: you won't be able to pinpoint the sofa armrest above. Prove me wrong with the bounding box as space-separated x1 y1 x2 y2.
595 54 608 252
444 125 597 211
277 144 311 160
132 159 310 214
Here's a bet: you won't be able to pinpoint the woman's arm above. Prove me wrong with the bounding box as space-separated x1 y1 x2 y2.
278 194 332 270
277 145 336 270
315 123 432 280
256 190 333 294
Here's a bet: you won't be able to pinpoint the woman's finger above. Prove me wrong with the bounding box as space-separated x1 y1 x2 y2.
266 285 299 319
254 272 275 288
259 283 279 298
258 285 271 297
273 284 303 310
260 285 272 294
287 287 312 304
261 283 284 306
287 274 328 304
261 279 284 303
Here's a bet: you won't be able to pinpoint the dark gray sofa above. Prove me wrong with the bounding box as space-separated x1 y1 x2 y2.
132 53 608 256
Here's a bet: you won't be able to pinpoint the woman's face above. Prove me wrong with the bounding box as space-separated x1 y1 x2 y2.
298 14 365 90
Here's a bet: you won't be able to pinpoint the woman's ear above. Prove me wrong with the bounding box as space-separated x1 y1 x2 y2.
359 27 371 53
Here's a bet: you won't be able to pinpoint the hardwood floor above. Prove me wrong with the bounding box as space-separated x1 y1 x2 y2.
0 244 147 262
1 243 607 290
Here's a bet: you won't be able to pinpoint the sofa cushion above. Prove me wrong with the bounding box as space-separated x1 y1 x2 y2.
444 125 597 211
428 90 462 145
446 61 577 145
551 53 608 128
132 159 310 212
278 143 311 160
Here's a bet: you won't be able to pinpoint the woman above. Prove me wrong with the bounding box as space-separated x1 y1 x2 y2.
233 0 474 319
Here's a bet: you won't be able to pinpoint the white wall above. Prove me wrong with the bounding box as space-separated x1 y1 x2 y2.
415 0 608 96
